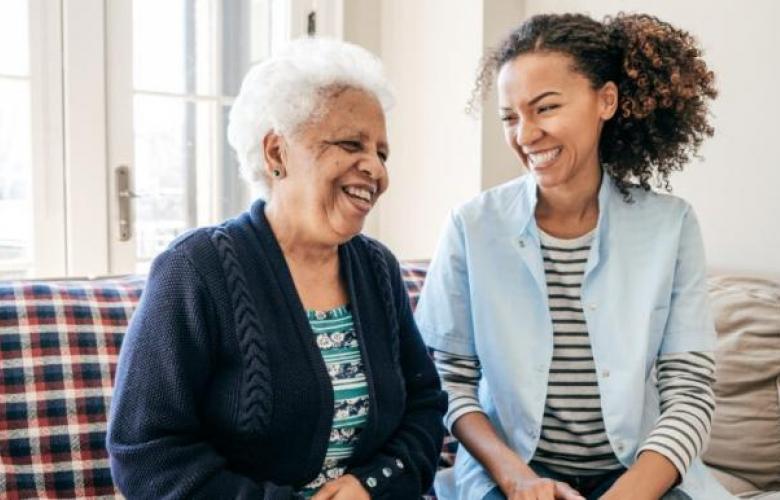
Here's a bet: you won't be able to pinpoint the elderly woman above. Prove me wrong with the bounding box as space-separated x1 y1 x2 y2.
416 13 733 500
107 38 446 499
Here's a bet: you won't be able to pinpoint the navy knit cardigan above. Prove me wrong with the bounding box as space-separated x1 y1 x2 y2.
107 200 447 499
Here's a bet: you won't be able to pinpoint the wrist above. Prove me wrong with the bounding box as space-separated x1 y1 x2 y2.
494 460 537 492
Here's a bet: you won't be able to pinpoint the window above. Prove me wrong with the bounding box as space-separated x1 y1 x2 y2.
111 0 271 273
0 0 325 278
0 0 65 279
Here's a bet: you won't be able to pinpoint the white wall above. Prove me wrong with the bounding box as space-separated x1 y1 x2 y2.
523 0 780 278
376 0 483 259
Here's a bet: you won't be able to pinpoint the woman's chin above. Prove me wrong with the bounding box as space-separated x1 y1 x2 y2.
531 169 561 188
330 215 366 242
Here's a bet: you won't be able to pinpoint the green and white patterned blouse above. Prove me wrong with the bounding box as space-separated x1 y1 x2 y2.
300 305 370 498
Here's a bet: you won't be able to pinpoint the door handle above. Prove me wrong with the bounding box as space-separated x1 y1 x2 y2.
115 165 138 241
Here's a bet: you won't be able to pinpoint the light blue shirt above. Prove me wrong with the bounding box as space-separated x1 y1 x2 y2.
415 172 734 500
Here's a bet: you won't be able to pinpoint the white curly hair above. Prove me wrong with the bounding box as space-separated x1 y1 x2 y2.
227 37 394 199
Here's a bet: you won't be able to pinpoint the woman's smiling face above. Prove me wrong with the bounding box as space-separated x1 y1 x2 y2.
497 51 617 190
271 87 389 244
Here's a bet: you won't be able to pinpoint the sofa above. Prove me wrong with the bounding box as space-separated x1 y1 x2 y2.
0 263 777 499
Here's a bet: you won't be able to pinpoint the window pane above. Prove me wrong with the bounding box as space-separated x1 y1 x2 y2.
133 0 187 93
0 0 30 76
0 78 33 277
133 95 192 264
0 0 32 277
222 0 271 97
221 103 249 218
130 0 270 272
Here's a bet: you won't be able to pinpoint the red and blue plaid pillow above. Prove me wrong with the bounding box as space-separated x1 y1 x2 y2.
1 277 143 498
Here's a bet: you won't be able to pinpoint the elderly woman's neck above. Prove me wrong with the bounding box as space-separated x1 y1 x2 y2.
264 201 340 264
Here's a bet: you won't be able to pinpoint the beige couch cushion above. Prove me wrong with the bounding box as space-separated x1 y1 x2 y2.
703 276 780 494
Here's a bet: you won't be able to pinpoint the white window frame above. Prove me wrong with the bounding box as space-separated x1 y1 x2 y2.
62 0 110 277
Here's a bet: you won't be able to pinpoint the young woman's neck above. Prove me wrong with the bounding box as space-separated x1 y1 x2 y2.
535 165 601 237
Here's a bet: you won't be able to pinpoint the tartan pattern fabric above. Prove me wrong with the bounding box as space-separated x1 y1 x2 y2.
400 260 429 312
1 276 143 499
1 263 451 499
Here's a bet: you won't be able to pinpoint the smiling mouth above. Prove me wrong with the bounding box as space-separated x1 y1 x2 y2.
342 186 375 205
527 147 562 169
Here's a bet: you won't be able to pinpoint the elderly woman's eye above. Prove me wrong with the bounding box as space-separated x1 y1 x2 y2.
500 114 517 123
339 140 362 152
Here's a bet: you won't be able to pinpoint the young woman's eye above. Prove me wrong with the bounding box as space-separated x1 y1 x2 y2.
500 115 517 123
538 104 560 114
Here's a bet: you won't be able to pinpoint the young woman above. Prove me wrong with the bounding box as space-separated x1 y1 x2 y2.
416 13 733 500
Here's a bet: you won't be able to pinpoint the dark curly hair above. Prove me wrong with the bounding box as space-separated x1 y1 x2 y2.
472 13 717 199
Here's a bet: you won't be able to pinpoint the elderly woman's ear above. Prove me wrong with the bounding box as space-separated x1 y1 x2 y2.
262 131 287 179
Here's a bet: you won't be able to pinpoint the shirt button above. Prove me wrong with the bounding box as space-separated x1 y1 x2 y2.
518 238 526 248
615 442 625 453
395 459 404 469
382 467 392 477
588 302 598 310
601 369 610 378
366 477 377 488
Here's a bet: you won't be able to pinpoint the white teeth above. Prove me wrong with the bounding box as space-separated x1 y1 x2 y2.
343 186 372 203
528 147 561 166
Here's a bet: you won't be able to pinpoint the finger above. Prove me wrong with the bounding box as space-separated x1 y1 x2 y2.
554 481 586 500
331 488 365 500
534 480 557 500
310 482 337 500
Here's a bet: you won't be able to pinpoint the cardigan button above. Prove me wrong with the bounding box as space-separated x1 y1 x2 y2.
395 459 404 469
366 477 377 488
382 467 392 477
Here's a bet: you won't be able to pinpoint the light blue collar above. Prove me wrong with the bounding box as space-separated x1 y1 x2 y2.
511 170 614 291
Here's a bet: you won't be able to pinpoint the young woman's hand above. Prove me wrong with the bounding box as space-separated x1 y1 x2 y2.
503 477 585 500
310 474 369 500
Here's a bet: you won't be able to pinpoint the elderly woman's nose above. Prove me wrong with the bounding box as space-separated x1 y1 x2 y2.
358 153 386 179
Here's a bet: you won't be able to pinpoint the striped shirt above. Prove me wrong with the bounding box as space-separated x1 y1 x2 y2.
532 229 622 474
433 229 716 477
300 306 369 497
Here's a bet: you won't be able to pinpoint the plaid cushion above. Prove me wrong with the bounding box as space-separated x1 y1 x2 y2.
402 262 458 500
400 260 429 311
0 276 143 499
1 264 448 499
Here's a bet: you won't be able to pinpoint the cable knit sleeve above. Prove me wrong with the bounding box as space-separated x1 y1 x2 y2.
346 242 448 499
106 247 298 500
